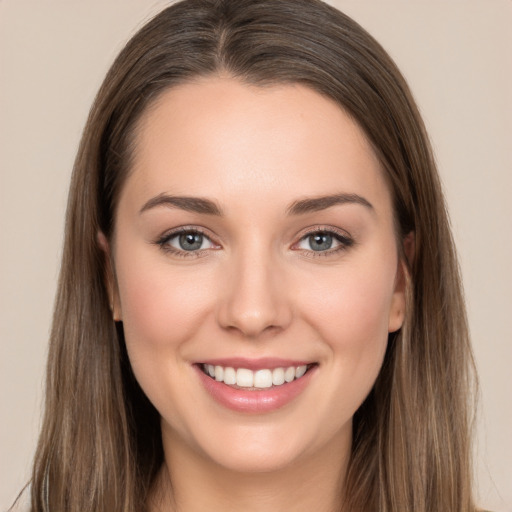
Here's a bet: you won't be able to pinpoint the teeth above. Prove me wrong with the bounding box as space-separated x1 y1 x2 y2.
272 367 285 386
203 364 309 388
284 366 295 383
295 365 307 378
236 368 254 387
254 369 272 388
214 365 224 382
223 367 236 385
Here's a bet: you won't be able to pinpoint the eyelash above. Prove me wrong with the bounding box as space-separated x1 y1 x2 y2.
154 227 216 258
153 226 354 258
293 226 354 258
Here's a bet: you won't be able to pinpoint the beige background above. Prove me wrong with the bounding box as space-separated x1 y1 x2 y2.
1 1 511 510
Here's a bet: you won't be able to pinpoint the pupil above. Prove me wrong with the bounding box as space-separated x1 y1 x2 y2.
179 233 203 251
310 233 332 251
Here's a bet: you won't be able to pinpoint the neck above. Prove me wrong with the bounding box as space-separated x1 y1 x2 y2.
150 427 351 512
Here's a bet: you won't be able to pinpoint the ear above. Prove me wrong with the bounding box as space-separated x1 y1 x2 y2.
388 232 415 333
97 231 122 321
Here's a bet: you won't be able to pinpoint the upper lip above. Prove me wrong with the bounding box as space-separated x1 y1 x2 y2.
197 357 315 371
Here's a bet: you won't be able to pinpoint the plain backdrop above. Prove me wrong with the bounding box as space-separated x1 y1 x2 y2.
1 1 511 510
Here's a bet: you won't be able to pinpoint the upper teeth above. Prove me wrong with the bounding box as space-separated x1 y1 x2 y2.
203 364 308 388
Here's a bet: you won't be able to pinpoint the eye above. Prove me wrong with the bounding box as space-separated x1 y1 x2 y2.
295 229 353 254
156 228 218 256
300 232 335 251
170 231 212 251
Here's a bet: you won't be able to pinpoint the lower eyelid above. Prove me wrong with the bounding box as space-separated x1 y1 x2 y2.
168 232 215 250
154 227 353 256
294 230 353 249
154 227 219 254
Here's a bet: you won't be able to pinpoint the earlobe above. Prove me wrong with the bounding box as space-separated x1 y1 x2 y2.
97 231 122 321
388 232 414 333
388 262 407 333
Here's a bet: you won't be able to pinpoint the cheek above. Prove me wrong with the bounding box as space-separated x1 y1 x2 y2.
299 254 396 375
308 261 395 332
114 248 214 357
113 249 217 434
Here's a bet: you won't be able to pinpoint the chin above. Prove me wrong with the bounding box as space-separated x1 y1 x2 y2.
187 416 348 475
204 439 306 474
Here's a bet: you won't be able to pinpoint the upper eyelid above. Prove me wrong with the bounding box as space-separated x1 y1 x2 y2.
292 226 354 252
157 226 215 242
154 225 353 248
154 227 219 258
294 225 352 241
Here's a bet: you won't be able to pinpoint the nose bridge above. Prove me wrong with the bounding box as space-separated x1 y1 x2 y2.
217 239 291 337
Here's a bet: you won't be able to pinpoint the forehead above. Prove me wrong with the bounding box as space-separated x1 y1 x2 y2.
123 76 390 215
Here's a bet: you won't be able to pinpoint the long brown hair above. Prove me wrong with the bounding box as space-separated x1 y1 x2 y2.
29 0 477 510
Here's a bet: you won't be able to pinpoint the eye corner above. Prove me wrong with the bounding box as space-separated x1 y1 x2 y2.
291 226 355 257
153 226 221 258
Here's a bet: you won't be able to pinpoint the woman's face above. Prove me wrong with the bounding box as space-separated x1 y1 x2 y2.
110 77 406 473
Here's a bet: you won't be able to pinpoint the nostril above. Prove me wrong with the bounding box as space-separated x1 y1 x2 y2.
215 265 293 337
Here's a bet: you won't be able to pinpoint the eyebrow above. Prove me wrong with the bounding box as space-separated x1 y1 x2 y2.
139 192 373 217
139 194 223 216
286 193 374 215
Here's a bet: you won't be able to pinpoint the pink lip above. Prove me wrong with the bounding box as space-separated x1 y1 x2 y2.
194 362 317 414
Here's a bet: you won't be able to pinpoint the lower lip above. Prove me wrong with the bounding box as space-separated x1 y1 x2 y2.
194 365 317 413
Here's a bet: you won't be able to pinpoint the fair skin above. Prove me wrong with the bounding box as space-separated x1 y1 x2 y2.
101 76 406 512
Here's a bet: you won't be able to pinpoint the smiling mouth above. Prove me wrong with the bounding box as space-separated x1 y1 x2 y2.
200 363 317 390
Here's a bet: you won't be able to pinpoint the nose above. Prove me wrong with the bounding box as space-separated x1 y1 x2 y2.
216 246 293 338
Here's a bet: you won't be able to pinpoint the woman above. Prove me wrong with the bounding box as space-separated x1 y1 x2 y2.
14 0 480 510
